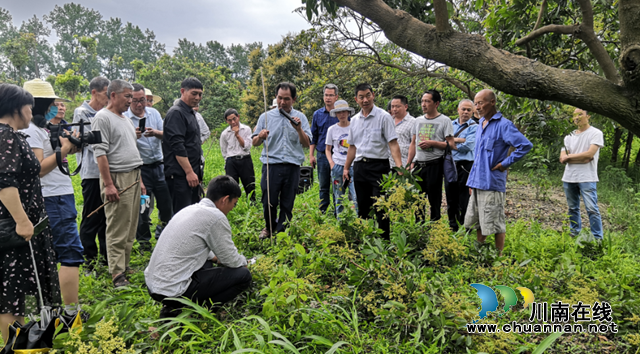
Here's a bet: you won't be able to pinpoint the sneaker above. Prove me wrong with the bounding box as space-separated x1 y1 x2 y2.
159 305 182 319
259 228 271 240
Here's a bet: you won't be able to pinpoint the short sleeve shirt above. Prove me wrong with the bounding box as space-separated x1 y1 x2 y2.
413 114 454 162
22 123 74 197
562 126 604 183
124 107 164 164
252 108 312 165
347 106 397 161
325 124 350 166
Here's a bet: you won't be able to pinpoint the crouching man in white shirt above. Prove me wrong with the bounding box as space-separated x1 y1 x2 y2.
145 175 251 318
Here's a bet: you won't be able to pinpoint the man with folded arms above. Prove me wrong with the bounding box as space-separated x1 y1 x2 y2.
220 108 255 202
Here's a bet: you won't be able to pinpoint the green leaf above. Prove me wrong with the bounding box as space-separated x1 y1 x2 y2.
286 294 297 304
325 341 351 354
532 332 564 354
295 243 306 255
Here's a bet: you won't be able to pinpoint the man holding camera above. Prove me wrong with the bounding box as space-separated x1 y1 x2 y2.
74 77 110 268
163 78 204 214
124 84 172 252
92 79 146 288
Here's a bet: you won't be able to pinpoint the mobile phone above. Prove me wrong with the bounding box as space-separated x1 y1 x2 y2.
342 177 350 191
33 216 49 235
139 118 146 131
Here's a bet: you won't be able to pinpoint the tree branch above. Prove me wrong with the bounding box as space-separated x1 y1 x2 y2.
515 0 620 84
330 0 640 136
515 24 577 46
532 0 547 31
433 0 452 32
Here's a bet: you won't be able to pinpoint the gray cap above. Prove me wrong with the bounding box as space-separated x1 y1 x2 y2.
330 100 355 117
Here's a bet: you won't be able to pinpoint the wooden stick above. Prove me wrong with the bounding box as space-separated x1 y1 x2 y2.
87 179 140 218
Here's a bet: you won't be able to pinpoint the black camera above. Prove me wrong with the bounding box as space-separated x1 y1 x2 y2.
47 119 102 176
48 120 102 149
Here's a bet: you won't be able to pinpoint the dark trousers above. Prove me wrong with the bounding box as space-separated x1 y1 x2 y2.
167 174 201 215
353 159 390 240
261 164 300 233
444 160 474 231
79 178 107 264
150 260 252 318
225 155 256 202
137 163 173 247
415 159 444 222
316 151 331 213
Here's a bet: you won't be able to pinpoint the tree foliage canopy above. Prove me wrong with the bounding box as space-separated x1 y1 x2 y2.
303 0 640 136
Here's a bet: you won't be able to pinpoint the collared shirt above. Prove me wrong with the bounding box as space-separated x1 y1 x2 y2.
124 107 164 165
162 100 203 178
220 123 252 159
195 112 211 143
72 100 100 179
145 198 247 297
390 113 415 167
451 118 477 162
310 106 339 153
252 108 312 165
347 105 398 161
467 112 533 192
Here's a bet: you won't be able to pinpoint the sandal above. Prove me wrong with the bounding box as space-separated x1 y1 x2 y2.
112 273 130 288
259 228 271 240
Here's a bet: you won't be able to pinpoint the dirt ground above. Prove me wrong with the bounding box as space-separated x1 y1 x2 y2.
441 174 610 232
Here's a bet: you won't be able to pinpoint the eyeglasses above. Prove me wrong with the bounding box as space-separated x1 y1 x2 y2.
132 98 147 104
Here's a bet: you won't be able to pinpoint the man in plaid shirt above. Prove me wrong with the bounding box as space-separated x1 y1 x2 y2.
389 95 415 168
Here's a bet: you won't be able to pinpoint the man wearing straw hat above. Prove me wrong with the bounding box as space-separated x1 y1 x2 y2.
91 79 146 288
252 82 312 239
145 88 162 107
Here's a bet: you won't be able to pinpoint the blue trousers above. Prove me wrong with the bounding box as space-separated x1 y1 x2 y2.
331 164 357 217
563 182 603 239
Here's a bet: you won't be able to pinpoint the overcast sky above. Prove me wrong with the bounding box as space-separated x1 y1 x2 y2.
2 0 311 51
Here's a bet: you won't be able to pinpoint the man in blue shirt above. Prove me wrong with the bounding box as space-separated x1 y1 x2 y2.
253 82 312 239
445 99 477 231
309 84 339 213
125 84 173 251
465 90 532 256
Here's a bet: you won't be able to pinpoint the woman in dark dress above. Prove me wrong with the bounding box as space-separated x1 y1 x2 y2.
0 84 61 343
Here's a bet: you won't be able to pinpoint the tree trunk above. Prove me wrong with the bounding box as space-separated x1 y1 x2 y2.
635 144 640 166
622 132 634 169
612 127 623 163
332 0 640 136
